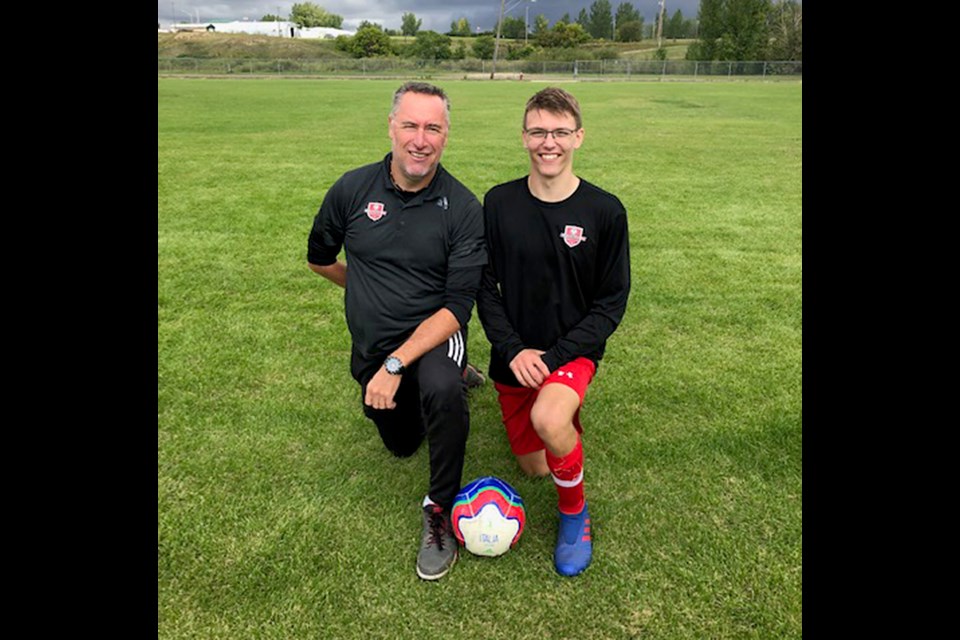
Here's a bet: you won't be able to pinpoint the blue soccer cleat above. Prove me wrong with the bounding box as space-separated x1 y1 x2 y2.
554 502 592 577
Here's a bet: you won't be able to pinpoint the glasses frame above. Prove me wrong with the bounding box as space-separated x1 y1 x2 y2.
523 127 579 141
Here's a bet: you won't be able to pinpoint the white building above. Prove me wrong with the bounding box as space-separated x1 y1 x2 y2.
167 21 355 38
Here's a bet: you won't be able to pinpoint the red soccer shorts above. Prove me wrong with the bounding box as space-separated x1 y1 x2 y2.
494 357 597 456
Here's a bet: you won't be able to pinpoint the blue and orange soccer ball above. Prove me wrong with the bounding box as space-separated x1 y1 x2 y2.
451 476 526 557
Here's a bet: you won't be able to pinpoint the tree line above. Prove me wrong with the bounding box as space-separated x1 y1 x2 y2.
261 1 801 62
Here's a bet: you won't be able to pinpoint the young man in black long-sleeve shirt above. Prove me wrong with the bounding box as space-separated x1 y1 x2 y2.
477 87 631 577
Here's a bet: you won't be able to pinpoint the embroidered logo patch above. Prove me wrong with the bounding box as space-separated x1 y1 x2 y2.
560 225 587 248
364 202 387 221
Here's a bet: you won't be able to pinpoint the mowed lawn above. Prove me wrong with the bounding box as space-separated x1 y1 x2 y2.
158 78 801 639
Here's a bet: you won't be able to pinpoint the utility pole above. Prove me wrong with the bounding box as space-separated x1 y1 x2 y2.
656 0 666 49
525 3 529 45
490 0 505 79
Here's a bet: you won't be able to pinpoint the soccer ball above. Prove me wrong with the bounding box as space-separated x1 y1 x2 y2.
451 476 526 557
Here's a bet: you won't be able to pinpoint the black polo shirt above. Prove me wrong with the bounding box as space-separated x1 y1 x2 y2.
308 153 486 362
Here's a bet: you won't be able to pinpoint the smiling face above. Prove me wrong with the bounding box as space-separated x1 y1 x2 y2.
388 91 449 191
522 108 584 182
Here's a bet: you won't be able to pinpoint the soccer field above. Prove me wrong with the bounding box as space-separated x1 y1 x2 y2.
158 78 801 639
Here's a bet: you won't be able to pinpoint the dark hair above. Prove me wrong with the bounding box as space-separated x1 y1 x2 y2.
392 81 451 125
523 87 582 130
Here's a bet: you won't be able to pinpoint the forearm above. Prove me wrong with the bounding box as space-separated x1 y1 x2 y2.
308 260 346 288
541 309 625 371
391 308 461 367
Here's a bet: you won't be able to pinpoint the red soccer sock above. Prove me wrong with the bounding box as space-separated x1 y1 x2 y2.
546 436 585 515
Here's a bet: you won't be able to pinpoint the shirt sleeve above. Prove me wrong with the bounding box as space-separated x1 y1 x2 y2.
442 195 487 328
307 177 347 266
443 266 483 329
541 208 631 372
477 259 527 367
476 192 526 367
447 197 487 270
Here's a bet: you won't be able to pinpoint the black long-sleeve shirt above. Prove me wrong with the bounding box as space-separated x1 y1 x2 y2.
477 177 631 387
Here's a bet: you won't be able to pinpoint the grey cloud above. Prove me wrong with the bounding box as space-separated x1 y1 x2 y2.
160 1 702 33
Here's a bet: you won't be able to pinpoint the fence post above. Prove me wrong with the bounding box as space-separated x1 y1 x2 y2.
694 61 698 78
763 61 767 78
728 61 732 76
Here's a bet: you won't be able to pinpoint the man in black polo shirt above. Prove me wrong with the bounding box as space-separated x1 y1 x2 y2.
307 82 485 581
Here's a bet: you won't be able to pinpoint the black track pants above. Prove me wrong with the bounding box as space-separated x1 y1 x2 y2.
352 328 470 511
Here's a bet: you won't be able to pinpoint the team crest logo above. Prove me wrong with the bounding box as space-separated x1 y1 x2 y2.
560 225 587 248
364 202 387 221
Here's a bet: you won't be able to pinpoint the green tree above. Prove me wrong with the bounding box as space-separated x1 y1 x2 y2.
533 14 550 36
615 2 643 41
401 12 421 36
472 34 496 59
665 9 685 39
576 8 589 28
260 14 283 21
347 23 392 57
410 30 453 60
289 2 343 28
694 0 724 57
536 22 591 48
449 17 471 37
767 0 801 60
558 12 571 25
588 0 615 39
615 2 641 27
687 0 771 61
617 20 644 42
497 15 526 39
720 0 770 60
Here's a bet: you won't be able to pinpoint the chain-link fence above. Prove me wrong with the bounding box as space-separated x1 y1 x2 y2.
157 57 802 79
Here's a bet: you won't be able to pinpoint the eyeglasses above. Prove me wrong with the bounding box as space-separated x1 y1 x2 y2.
524 128 577 140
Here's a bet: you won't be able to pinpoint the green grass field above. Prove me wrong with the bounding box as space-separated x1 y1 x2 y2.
158 78 802 639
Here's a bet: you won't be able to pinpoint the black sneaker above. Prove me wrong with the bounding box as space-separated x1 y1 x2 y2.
463 363 486 389
416 504 458 580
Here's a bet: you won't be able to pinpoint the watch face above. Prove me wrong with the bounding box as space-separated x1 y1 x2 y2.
385 357 403 374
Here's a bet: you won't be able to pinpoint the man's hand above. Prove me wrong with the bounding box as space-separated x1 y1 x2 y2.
509 349 550 389
365 366 401 410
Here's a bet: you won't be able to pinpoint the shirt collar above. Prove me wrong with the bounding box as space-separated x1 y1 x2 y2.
382 153 446 201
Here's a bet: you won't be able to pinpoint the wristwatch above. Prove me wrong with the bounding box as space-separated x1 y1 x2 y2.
384 355 405 375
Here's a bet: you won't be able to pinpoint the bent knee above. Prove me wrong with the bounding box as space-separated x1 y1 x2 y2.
388 444 420 458
529 404 574 441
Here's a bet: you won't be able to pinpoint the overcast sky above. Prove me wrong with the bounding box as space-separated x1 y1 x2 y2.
159 1 704 32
